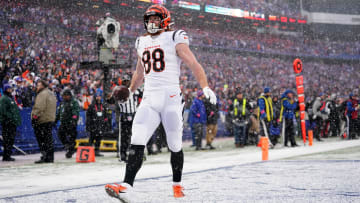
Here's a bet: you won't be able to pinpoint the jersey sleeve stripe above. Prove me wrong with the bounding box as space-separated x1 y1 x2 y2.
172 30 180 41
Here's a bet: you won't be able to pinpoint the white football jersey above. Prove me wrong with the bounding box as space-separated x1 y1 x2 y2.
135 30 189 91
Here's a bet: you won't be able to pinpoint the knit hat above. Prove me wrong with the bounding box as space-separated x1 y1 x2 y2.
3 83 12 92
264 87 270 93
62 89 72 97
284 89 295 96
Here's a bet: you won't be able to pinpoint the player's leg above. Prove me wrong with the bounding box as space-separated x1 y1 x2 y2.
161 95 185 197
105 103 161 201
124 105 161 186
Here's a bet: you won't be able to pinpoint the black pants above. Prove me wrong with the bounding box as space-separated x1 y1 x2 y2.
119 120 132 160
284 119 296 146
58 125 77 153
1 122 17 159
193 123 204 149
329 116 340 137
89 131 102 152
349 118 360 139
34 122 54 161
314 118 323 140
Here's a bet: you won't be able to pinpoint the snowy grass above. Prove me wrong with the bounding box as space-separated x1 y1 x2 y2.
1 137 360 202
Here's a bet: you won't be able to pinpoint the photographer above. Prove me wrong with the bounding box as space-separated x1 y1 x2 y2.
230 90 251 148
86 91 110 156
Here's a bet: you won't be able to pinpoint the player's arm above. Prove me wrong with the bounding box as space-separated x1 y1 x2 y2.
129 56 144 93
176 43 217 104
176 43 208 89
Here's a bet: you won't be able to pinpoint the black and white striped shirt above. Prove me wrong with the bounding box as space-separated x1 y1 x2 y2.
118 90 140 114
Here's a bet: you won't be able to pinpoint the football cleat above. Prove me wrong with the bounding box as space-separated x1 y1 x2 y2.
173 185 185 198
105 183 131 203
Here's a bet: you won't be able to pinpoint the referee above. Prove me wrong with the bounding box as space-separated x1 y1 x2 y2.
116 73 141 162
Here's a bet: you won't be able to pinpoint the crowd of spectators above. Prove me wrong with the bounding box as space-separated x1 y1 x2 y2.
2 0 360 60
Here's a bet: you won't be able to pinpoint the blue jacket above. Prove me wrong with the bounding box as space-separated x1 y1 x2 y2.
346 99 359 118
280 91 298 120
257 95 274 121
346 101 356 114
190 97 207 124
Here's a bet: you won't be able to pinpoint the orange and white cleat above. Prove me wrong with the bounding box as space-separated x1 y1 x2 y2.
105 183 132 203
173 185 185 198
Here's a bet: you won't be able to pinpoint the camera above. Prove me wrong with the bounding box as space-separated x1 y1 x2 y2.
96 16 120 49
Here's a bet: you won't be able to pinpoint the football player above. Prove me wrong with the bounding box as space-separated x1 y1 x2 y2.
105 5 217 202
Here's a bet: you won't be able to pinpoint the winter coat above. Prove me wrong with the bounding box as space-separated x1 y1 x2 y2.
346 99 359 119
0 94 21 126
190 97 207 125
257 96 274 121
31 88 57 124
86 102 110 134
280 97 298 121
21 86 34 107
230 98 251 125
312 97 328 120
248 109 260 134
56 98 80 127
204 98 219 125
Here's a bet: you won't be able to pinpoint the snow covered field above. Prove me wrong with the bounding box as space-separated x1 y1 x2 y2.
1 138 360 202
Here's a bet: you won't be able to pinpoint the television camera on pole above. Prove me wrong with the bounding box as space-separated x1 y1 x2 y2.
80 13 131 100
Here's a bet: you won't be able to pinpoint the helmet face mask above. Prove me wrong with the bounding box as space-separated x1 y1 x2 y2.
144 5 172 34
145 15 162 34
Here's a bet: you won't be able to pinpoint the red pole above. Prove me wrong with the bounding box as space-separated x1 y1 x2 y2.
293 59 307 145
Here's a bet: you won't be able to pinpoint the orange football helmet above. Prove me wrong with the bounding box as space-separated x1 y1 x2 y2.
144 5 172 34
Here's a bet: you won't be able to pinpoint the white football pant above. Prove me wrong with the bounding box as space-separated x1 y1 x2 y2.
131 88 184 152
